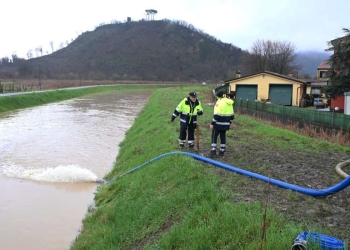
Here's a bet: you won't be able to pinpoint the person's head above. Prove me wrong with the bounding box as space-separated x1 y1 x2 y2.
188 91 197 101
216 91 224 98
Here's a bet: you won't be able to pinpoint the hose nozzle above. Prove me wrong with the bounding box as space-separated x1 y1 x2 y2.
96 179 105 184
291 238 307 250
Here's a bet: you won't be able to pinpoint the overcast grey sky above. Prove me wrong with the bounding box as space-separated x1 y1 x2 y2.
1 0 349 59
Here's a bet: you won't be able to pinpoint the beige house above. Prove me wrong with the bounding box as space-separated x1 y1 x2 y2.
224 71 309 106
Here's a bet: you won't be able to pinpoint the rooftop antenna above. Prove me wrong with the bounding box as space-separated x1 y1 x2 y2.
145 9 157 21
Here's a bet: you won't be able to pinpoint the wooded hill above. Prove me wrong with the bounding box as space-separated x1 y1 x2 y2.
0 19 331 81
14 20 247 82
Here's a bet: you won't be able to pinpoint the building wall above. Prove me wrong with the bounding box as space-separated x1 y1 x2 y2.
227 73 303 106
331 95 345 110
316 69 329 80
345 93 350 115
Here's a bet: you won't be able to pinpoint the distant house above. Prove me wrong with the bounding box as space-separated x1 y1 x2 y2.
317 60 331 80
223 71 313 106
301 60 331 107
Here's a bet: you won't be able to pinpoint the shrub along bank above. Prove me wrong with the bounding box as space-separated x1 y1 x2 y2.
0 84 165 113
69 86 348 250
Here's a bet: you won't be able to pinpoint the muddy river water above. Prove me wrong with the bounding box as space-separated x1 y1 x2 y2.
0 91 150 250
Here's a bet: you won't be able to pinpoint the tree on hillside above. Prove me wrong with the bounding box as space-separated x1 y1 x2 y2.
11 53 18 63
243 39 300 75
35 47 40 57
26 49 33 59
50 41 54 53
325 28 350 98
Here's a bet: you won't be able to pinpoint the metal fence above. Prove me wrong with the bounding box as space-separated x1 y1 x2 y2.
236 99 350 131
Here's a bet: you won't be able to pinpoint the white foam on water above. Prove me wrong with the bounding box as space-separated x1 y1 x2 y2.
1 164 99 183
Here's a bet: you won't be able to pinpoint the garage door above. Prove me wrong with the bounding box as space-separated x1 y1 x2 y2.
269 84 292 105
236 85 257 101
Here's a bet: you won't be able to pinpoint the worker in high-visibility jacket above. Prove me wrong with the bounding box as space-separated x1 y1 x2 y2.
171 91 204 149
209 90 234 156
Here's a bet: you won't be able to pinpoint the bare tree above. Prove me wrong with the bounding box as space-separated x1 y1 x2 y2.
243 39 300 75
11 52 18 63
50 41 54 53
35 47 40 57
27 49 33 59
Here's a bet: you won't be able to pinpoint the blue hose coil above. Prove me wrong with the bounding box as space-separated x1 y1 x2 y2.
293 232 345 250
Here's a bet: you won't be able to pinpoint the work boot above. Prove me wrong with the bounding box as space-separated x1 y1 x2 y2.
210 149 216 157
189 143 194 149
219 150 225 156
179 143 184 149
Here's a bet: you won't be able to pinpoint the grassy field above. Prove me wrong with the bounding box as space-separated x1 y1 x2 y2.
2 84 348 249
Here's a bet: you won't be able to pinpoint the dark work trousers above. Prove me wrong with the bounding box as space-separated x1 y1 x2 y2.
179 122 195 144
211 129 226 151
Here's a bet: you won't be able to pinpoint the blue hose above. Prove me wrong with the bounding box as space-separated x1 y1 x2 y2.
102 151 350 197
292 231 345 250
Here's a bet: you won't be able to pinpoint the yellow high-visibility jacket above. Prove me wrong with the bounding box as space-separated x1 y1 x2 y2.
211 97 234 130
171 97 203 128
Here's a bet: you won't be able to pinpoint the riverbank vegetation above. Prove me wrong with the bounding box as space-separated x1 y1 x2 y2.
0 84 167 113
68 86 349 249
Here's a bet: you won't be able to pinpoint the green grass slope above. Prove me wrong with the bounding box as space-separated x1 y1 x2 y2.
70 86 342 250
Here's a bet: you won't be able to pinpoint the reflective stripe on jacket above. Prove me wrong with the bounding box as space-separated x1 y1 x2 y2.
211 97 234 130
172 97 203 128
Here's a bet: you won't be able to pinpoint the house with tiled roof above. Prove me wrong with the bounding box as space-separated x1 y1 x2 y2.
317 60 331 80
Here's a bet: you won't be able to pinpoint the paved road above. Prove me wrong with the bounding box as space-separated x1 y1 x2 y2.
0 85 100 98
0 90 51 97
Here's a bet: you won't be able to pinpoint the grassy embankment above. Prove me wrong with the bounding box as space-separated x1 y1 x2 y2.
0 84 166 113
68 86 347 250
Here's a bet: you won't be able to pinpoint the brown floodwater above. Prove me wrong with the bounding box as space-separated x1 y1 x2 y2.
0 91 150 250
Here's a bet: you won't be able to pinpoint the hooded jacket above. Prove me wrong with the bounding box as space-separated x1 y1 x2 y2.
211 97 234 130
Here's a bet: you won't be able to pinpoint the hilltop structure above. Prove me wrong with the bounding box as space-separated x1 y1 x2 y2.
145 9 157 21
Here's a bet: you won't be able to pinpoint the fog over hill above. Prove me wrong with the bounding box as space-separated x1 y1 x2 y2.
295 50 332 78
